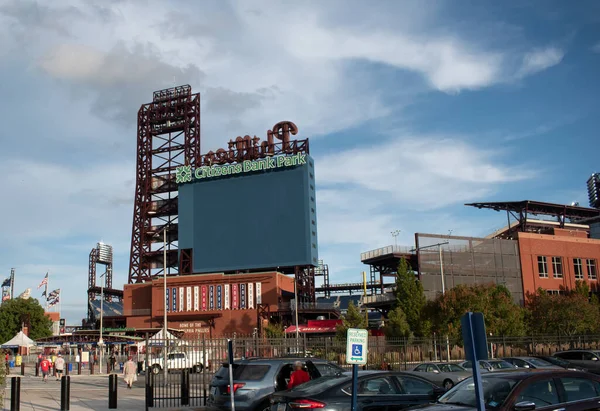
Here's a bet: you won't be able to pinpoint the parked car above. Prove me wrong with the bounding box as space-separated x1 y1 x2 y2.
554 350 600 374
459 359 517 372
207 358 344 411
145 351 209 374
410 370 600 411
502 356 563 370
410 362 471 390
270 370 445 411
533 355 587 371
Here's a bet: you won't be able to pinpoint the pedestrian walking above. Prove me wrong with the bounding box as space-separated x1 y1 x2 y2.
5 351 10 375
122 356 137 389
40 355 51 383
54 353 65 381
110 351 116 372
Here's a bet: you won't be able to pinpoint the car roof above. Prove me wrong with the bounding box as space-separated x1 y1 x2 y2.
226 357 334 365
555 349 598 353
475 369 593 379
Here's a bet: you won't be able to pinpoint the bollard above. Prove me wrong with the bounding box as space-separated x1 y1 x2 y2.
10 377 20 411
60 376 70 411
77 362 82 375
108 373 118 409
66 363 69 376
90 362 94 375
181 369 190 406
20 362 25 376
35 362 39 377
145 370 154 408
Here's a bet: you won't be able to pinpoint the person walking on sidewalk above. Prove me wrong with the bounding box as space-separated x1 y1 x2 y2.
122 356 137 389
54 353 65 381
40 355 51 383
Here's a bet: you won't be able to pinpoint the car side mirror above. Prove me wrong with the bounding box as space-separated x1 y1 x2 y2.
592 357 598 361
514 401 536 411
432 370 440 374
523 365 530 368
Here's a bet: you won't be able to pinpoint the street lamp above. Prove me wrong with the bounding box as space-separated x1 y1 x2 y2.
99 271 107 374
391 230 401 248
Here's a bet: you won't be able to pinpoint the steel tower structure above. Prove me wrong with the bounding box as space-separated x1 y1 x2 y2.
128 85 201 283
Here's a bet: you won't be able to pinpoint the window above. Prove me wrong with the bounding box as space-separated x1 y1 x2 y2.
314 363 342 377
537 256 548 278
395 376 434 395
356 377 400 395
574 258 584 279
414 364 428 372
547 290 563 296
582 352 599 361
559 377 600 402
554 351 582 360
516 379 560 407
552 257 563 278
588 259 597 280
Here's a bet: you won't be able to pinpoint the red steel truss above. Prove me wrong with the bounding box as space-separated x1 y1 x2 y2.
128 85 201 283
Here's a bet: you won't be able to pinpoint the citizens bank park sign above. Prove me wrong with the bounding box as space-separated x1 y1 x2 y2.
175 153 307 184
166 282 263 313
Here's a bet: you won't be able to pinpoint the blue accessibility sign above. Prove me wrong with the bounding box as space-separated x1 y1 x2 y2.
351 344 363 357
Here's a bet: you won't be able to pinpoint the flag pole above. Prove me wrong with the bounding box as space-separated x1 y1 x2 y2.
10 268 14 300
46 271 49 311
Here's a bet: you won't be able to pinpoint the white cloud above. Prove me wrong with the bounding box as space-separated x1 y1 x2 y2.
517 47 564 78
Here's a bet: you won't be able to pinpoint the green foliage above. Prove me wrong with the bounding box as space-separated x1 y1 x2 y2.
384 306 411 338
393 258 428 336
263 322 285 338
0 298 53 343
526 287 599 336
336 302 367 340
430 283 525 340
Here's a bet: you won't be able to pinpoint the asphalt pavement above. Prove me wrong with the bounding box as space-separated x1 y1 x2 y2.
2 373 211 411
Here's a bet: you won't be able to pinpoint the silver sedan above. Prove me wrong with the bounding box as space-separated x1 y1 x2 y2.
408 362 472 390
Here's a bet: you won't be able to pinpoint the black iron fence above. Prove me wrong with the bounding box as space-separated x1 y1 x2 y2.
144 333 600 408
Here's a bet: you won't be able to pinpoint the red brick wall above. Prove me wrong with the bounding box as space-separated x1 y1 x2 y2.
124 271 294 337
518 232 600 298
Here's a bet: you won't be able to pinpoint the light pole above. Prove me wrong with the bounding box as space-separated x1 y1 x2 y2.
99 271 106 374
294 277 299 352
163 228 169 381
391 230 401 248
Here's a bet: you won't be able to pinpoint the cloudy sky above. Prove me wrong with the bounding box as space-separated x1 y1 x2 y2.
1 0 599 323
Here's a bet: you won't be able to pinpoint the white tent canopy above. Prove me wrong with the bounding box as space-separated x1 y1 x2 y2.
147 329 179 346
1 331 36 348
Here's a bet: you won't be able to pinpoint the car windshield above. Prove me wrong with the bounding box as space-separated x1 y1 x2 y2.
213 364 271 381
543 357 568 366
438 376 519 408
290 375 349 393
488 360 515 369
440 364 465 372
525 358 553 367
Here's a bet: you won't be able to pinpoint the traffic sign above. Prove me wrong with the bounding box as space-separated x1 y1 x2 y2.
346 328 368 365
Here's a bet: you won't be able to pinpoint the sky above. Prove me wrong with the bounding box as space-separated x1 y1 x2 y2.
0 0 599 323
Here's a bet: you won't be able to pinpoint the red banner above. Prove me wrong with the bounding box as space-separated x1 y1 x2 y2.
232 284 239 309
201 286 208 311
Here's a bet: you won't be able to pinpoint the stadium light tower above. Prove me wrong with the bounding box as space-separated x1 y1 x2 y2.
391 230 401 248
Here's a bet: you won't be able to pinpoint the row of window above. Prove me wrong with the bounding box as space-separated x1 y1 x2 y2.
537 256 598 280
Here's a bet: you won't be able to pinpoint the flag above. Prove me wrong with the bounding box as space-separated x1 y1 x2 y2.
1 278 10 287
41 289 47 298
37 273 48 289
2 289 10 301
47 289 60 299
48 296 60 307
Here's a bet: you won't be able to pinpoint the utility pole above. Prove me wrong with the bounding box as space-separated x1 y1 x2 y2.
391 230 401 248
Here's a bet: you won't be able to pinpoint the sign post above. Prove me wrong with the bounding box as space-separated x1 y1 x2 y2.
227 339 235 411
346 328 368 411
461 312 488 411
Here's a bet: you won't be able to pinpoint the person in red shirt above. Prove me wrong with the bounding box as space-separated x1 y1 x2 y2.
40 355 51 383
287 361 310 390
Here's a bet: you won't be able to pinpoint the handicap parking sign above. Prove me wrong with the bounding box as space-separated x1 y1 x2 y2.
346 328 368 365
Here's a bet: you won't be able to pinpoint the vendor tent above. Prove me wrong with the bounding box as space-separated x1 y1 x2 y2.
1 331 36 349
148 329 179 347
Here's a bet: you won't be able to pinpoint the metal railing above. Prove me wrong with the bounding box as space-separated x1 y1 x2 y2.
360 245 415 261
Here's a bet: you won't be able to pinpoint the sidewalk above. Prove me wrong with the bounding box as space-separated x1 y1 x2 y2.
3 375 211 411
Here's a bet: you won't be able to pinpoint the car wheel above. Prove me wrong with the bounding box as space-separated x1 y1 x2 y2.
443 379 454 390
254 400 271 411
152 365 161 375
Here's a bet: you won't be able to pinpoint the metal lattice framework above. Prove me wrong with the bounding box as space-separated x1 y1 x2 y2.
128 85 201 283
88 243 122 322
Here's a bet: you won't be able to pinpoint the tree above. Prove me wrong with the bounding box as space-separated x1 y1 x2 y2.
384 306 411 338
0 298 53 343
393 257 428 336
336 302 367 340
430 283 525 340
263 322 285 338
526 287 599 336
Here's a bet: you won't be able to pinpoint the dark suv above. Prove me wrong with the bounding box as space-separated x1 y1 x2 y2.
554 350 600 374
207 358 344 411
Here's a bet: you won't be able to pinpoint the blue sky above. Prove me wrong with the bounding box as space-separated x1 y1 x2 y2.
0 0 599 323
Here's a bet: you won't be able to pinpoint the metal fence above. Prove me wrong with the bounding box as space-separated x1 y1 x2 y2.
144 333 600 408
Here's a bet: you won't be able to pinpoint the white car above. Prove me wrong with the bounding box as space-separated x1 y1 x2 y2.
145 351 209 374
